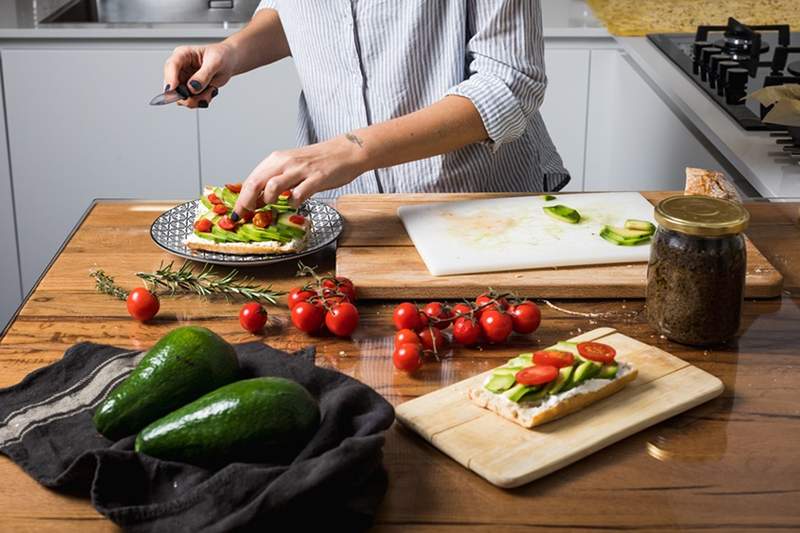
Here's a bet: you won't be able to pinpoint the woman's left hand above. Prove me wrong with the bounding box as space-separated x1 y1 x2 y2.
232 134 368 217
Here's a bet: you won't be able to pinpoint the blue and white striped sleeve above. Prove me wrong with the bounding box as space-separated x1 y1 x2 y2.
255 0 277 12
446 0 547 149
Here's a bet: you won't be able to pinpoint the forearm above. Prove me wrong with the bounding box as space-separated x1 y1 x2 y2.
349 96 488 172
224 8 291 75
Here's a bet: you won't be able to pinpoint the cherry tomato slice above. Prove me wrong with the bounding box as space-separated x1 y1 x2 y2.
279 190 292 200
241 210 254 222
533 350 574 369
218 216 236 231
194 218 212 233
208 193 222 205
515 365 558 386
289 214 306 225
225 183 243 193
252 211 272 228
213 203 228 215
577 342 617 364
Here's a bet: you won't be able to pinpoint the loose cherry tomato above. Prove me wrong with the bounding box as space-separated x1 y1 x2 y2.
218 216 236 231
475 292 509 317
452 303 473 318
577 342 617 364
289 214 306 225
287 287 315 310
322 276 356 302
419 327 447 351
325 302 359 337
394 328 421 347
213 203 228 215
479 309 513 343
239 301 268 333
452 317 482 345
225 183 242 193
126 287 159 322
194 218 212 233
252 211 272 228
393 343 423 372
208 193 222 205
279 190 292 201
510 301 541 334
516 365 559 386
393 302 422 331
423 302 453 329
291 301 325 333
533 350 574 368
241 210 254 222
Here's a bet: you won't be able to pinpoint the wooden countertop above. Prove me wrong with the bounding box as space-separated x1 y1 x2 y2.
1 199 799 531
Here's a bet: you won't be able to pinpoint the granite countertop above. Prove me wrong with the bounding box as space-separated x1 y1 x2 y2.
0 0 611 39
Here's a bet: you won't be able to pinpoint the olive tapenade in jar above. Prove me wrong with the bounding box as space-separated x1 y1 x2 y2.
646 195 750 346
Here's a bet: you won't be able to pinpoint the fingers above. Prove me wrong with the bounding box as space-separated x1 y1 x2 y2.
260 172 304 206
234 157 283 216
163 45 191 94
187 48 223 96
290 178 322 207
177 85 219 109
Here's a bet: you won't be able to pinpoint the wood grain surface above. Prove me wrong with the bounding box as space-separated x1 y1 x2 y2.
335 193 785 299
0 200 799 531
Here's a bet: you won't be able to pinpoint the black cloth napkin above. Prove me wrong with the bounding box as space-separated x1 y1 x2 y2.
0 341 395 532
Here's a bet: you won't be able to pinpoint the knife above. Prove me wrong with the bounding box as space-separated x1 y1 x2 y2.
149 84 192 106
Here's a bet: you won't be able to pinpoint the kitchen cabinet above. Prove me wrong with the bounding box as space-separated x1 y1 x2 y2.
198 57 301 186
0 71 22 330
583 49 722 191
2 48 201 292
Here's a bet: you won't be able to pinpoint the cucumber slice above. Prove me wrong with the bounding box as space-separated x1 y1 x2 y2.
543 204 581 224
624 219 656 234
485 373 516 393
600 226 652 246
598 364 619 379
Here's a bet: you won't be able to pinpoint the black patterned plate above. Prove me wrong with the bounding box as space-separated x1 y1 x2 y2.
150 199 343 266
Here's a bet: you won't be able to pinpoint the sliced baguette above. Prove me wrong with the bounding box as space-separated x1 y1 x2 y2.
468 367 638 429
684 167 742 203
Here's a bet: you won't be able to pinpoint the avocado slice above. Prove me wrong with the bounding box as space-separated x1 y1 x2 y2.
276 212 307 238
571 360 601 386
600 226 652 246
518 386 549 404
239 223 292 243
506 353 533 368
624 219 656 234
552 341 579 355
543 204 581 224
485 373 516 393
216 186 237 209
548 365 575 395
200 194 214 210
598 364 619 379
193 230 219 242
541 194 556 201
504 383 539 402
93 326 239 440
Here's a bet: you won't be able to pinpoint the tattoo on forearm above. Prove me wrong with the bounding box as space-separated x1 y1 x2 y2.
345 132 364 148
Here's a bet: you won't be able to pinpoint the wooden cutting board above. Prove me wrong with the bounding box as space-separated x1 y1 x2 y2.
395 327 724 488
334 192 784 299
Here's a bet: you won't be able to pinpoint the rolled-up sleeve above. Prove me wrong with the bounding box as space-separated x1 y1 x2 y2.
445 0 547 149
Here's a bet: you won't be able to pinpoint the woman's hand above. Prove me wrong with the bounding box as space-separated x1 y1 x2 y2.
232 135 369 217
163 43 238 109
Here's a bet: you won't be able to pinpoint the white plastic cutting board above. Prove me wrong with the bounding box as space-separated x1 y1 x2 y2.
397 192 656 276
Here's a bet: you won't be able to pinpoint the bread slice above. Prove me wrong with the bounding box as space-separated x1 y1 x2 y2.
468 365 638 428
685 167 742 203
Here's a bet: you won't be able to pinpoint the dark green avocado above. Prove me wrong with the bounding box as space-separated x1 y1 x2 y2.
93 326 239 440
135 377 320 466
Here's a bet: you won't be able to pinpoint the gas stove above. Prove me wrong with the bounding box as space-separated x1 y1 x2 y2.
649 18 800 133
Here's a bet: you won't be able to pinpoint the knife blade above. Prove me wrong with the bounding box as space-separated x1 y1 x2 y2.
149 84 191 106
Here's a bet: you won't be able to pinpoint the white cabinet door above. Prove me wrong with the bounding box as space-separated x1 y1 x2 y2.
0 73 21 330
3 48 201 292
198 58 301 187
584 49 722 191
540 48 591 191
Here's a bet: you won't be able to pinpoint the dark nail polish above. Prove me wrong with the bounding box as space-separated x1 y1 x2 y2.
198 100 209 109
164 83 171 91
230 211 240 222
189 79 202 91
175 84 190 99
211 87 219 97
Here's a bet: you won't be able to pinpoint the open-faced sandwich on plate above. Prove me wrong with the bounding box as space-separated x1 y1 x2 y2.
185 184 311 255
468 340 637 428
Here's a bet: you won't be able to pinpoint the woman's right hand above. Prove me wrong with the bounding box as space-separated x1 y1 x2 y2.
163 43 238 108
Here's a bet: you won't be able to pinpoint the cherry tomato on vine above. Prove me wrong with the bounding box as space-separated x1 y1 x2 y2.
423 302 453 329
291 301 324 333
393 343 423 372
479 309 513 343
126 287 159 322
577 342 617 364
419 327 447 352
394 328 421 347
239 302 268 333
475 293 509 317
287 287 315 310
452 317 482 345
452 303 473 318
393 302 423 331
325 302 359 337
533 350 574 368
322 276 356 302
516 365 559 386
510 301 541 334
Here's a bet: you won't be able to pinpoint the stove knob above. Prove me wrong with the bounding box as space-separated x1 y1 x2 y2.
725 68 749 105
716 60 740 96
700 47 722 82
692 41 713 75
708 54 732 89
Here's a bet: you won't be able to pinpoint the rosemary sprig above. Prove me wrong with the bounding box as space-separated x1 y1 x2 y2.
136 261 284 304
90 269 130 300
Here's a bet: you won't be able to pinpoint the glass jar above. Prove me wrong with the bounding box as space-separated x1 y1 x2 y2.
646 195 750 346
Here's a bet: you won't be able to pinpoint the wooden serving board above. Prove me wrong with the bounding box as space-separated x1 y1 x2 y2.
395 327 724 488
335 192 784 299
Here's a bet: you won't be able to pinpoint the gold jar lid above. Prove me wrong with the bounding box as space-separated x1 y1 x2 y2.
655 195 749 236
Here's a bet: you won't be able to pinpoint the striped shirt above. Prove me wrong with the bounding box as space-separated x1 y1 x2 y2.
255 0 569 196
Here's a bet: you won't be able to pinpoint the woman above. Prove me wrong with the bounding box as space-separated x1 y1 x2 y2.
163 0 567 219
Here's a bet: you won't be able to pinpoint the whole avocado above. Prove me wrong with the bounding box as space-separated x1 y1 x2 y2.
93 326 239 440
135 377 320 466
